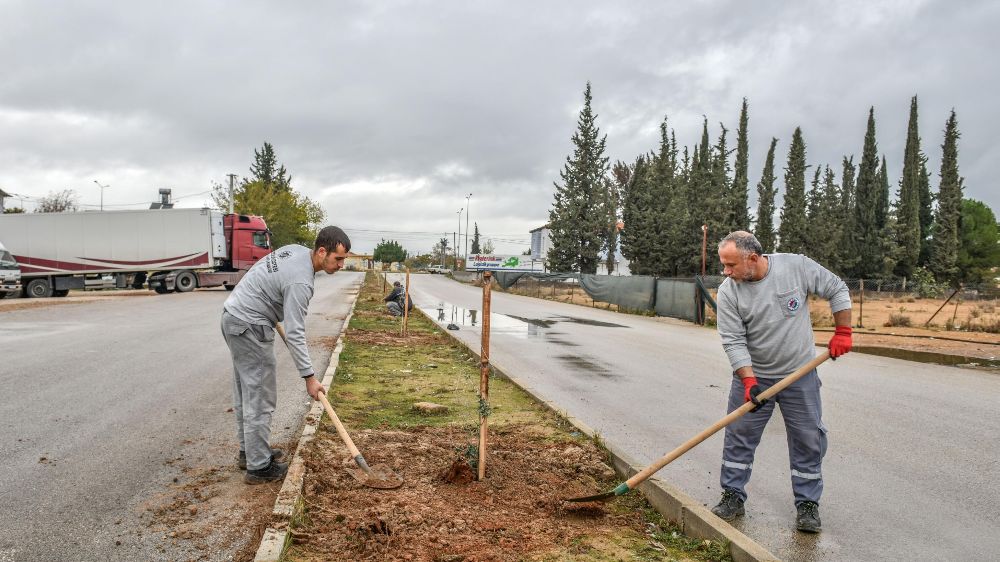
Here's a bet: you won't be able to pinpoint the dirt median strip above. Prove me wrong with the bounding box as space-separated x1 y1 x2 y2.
430 309 779 562
267 272 749 562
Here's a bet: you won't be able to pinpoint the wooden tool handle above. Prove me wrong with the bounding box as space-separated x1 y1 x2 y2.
318 392 364 460
624 351 831 490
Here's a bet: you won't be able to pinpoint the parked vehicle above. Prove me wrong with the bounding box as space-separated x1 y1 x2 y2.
0 208 271 298
426 266 451 274
0 241 21 298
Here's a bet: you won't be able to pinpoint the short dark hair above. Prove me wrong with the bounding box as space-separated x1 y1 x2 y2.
393 281 402 287
314 226 351 253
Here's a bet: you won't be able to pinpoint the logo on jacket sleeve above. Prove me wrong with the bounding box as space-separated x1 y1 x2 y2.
786 296 801 312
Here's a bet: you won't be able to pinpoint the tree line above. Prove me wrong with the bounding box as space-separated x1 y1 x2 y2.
548 85 999 285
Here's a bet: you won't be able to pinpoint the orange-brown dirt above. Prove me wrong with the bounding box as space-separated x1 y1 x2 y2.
288 426 657 562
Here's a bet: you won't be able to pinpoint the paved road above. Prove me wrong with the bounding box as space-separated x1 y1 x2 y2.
394 273 1000 562
0 272 362 562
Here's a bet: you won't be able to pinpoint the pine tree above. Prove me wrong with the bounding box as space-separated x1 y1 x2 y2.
930 110 963 284
244 142 291 191
755 138 779 253
894 96 923 277
852 108 882 278
548 82 611 273
778 127 808 253
471 223 481 254
729 98 751 231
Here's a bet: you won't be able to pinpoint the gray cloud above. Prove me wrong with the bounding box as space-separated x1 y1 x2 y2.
1 0 996 254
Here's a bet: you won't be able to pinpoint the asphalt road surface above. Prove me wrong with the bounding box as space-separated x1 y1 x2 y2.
0 271 362 562
393 273 1000 562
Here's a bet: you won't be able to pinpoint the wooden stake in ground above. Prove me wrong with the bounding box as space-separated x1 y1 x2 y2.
402 268 411 337
478 271 492 480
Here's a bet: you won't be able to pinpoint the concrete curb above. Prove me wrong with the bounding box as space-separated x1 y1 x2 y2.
253 285 360 562
424 307 780 562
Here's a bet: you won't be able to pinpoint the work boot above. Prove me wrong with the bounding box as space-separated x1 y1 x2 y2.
796 501 822 533
237 448 285 470
711 489 745 521
244 459 289 484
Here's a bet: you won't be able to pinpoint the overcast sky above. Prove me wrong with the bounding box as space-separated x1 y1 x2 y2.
1 0 996 255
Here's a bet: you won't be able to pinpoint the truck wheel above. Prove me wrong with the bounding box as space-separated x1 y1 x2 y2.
224 284 236 291
52 289 70 297
26 278 53 298
174 271 197 293
132 272 148 289
153 285 171 294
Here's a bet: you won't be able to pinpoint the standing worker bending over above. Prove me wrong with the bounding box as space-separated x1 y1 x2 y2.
711 231 852 533
221 226 351 484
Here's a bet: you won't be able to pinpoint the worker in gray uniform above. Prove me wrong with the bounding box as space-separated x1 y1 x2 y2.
221 226 351 484
711 231 853 532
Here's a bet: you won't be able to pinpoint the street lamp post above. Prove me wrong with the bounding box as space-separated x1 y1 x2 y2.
456 207 463 270
93 180 110 211
464 193 472 261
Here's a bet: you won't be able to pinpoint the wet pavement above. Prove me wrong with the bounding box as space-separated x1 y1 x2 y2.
394 273 1000 562
0 272 363 562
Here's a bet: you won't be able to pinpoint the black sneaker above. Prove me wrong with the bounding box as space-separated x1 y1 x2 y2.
237 448 285 470
244 460 289 484
796 501 822 533
711 489 745 521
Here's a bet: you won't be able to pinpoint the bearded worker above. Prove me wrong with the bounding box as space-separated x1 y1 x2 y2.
710 230 853 533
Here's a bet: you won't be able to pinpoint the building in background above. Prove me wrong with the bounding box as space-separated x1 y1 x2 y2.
529 222 630 275
0 188 9 213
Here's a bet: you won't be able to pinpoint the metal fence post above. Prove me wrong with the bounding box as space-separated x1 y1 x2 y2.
858 279 865 328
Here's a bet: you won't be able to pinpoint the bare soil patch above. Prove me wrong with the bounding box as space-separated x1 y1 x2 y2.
291 426 666 562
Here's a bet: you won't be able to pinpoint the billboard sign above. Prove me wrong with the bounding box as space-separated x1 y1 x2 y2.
466 254 544 272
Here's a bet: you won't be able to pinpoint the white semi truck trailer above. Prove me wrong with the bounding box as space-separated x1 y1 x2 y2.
0 208 272 298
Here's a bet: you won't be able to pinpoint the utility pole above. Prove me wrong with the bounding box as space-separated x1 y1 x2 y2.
93 180 110 211
226 173 238 214
465 193 472 261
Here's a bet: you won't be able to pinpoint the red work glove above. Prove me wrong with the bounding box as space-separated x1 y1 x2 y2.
741 376 766 412
829 326 853 359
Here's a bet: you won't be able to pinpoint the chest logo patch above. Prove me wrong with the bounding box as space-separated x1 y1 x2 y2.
786 296 801 312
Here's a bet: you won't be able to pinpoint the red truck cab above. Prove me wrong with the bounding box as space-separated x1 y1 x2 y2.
224 214 271 270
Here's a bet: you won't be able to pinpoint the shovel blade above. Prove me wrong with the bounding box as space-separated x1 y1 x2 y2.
345 465 404 489
564 481 630 503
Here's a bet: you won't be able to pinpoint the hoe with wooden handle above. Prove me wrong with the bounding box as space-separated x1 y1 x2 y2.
275 323 403 490
565 352 830 502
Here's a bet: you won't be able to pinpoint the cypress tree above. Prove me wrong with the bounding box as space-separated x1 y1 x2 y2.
839 156 857 272
894 96 923 277
730 98 751 231
778 127 808 253
805 167 823 256
917 158 934 267
244 142 292 191
709 123 732 239
755 138 779 253
471 223 481 254
852 108 881 278
668 145 694 275
817 166 844 272
548 82 611 273
620 155 652 274
877 156 896 276
930 110 963 284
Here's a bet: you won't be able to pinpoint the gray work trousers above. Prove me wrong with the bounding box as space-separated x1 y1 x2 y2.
221 310 278 471
719 369 827 505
